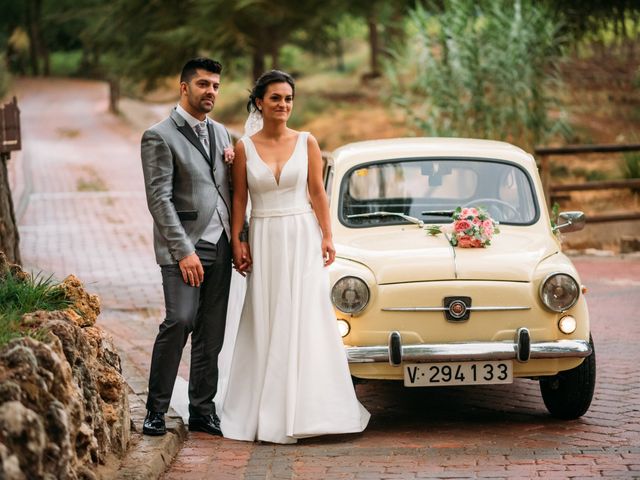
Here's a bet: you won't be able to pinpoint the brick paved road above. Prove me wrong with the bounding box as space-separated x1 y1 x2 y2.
11 79 640 479
164 257 640 480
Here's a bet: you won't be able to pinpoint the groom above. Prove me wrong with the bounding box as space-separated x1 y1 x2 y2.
141 57 244 436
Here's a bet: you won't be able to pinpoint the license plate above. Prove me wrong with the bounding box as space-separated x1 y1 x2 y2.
404 360 513 387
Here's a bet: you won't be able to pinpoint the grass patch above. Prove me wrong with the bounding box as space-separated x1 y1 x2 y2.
621 152 640 179
0 273 70 347
571 166 609 181
585 169 608 181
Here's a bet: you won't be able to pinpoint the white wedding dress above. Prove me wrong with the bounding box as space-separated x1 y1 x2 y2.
219 132 370 444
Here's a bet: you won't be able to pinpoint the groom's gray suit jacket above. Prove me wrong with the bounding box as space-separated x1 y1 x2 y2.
141 108 232 265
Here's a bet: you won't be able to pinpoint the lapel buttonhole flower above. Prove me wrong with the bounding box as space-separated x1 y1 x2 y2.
223 146 235 165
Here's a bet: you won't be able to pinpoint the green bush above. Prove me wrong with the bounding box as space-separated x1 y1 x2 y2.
50 50 83 77
0 273 70 347
386 0 570 149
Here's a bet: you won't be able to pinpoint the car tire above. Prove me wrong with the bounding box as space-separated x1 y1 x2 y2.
539 335 596 419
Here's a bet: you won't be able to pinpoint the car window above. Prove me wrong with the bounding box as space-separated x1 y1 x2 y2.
340 158 538 227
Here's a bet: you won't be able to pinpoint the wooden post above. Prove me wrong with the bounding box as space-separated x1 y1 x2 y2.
0 97 22 264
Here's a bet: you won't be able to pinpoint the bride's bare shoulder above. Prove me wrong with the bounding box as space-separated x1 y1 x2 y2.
304 132 319 148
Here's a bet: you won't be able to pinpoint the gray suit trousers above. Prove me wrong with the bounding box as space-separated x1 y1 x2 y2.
146 233 232 416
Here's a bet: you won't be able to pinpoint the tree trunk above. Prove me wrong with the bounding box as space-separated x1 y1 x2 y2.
0 154 21 264
25 1 39 76
367 14 381 77
251 48 265 81
25 0 47 76
271 49 280 71
108 78 120 114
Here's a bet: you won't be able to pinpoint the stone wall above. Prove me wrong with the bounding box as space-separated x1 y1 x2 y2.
0 255 130 479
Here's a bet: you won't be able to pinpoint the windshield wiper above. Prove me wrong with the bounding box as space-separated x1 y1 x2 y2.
421 210 455 217
347 211 424 226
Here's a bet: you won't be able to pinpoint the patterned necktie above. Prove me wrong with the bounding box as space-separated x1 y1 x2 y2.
194 122 209 150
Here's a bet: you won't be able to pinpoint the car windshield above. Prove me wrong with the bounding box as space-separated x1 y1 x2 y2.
339 158 538 227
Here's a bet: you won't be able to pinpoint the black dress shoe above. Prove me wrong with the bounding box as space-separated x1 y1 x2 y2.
143 411 166 436
188 413 222 436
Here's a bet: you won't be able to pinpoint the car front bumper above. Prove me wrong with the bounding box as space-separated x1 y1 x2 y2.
346 329 592 365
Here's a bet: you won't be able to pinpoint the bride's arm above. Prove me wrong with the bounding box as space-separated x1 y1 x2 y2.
231 141 252 274
307 134 335 267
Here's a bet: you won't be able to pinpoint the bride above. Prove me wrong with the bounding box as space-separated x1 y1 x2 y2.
218 70 370 444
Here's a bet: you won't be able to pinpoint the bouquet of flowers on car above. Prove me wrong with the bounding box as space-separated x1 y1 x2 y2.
425 206 500 248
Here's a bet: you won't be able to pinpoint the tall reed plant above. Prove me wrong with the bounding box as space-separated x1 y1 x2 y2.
386 0 570 149
0 273 70 347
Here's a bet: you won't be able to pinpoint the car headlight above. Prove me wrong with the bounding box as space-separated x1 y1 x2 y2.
331 276 370 314
540 273 579 312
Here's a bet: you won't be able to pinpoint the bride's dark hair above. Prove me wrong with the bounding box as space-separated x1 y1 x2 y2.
247 70 295 112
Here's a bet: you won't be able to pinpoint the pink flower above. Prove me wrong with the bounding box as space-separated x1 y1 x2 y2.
455 220 472 233
457 236 474 248
473 216 481 225
482 219 493 229
223 146 235 165
483 226 493 237
461 207 478 218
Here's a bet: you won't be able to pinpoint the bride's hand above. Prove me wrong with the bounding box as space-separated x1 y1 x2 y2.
322 237 335 267
232 241 252 276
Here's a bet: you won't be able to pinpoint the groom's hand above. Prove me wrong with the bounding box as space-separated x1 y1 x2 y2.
179 253 204 287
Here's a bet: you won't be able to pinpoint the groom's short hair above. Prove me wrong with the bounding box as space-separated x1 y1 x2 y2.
180 58 222 84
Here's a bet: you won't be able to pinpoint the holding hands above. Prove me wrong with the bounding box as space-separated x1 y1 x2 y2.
232 240 252 276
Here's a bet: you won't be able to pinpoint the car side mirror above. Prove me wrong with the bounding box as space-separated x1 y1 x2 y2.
554 211 586 233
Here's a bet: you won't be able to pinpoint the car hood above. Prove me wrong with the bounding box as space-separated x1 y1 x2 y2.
336 228 556 284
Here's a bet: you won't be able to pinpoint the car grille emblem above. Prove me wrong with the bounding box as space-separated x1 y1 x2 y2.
444 296 471 321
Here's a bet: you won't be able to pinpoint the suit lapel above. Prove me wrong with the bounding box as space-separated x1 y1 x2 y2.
177 123 212 167
171 109 212 167
207 121 217 170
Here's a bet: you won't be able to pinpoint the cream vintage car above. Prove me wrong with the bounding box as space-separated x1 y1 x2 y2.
325 137 595 419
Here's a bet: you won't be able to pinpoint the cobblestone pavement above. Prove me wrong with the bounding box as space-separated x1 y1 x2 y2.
10 79 640 479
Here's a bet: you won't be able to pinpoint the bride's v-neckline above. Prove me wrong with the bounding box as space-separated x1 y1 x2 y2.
249 133 302 186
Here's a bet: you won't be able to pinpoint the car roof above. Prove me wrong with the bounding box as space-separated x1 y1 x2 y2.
331 137 536 169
